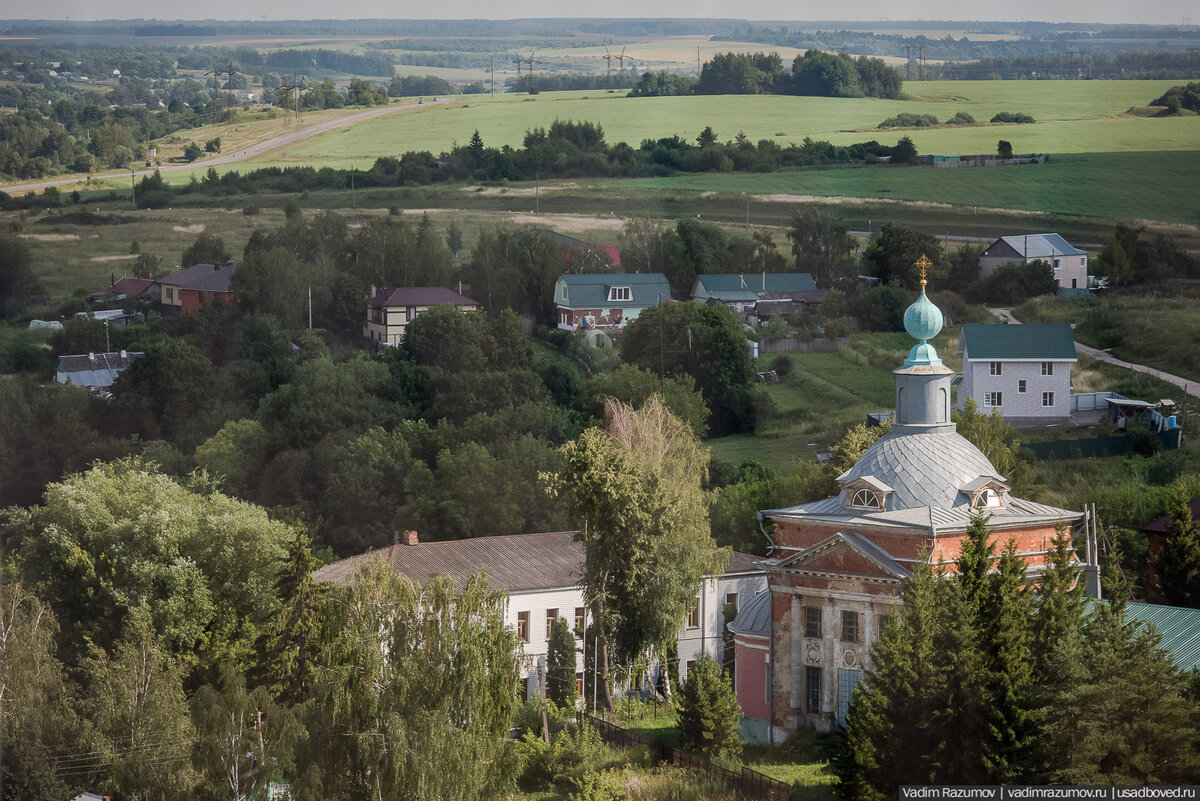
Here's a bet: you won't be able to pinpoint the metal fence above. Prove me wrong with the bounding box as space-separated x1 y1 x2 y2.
581 713 794 801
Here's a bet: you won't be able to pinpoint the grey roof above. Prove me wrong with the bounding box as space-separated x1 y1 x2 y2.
557 273 671 309
368 286 480 309
162 262 238 292
314 530 764 592
728 589 771 638
765 429 1081 532
959 324 1078 361
996 234 1086 259
56 351 143 388
694 273 817 301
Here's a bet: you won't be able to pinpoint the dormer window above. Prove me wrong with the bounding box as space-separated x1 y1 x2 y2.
973 489 1002 510
851 489 881 509
608 286 632 302
960 477 1009 511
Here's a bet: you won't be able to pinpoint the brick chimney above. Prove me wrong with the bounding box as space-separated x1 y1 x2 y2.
403 530 419 546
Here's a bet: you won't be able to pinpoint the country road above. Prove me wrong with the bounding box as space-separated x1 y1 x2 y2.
0 97 445 195
989 307 1200 401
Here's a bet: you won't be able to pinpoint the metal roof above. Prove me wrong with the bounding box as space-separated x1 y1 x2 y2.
1115 601 1200 672
314 530 764 592
556 273 671 309
693 273 817 301
996 234 1086 259
959 324 1078 361
56 351 144 388
727 589 771 638
367 286 480 309
162 262 238 293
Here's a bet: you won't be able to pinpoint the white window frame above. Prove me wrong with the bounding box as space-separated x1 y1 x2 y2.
1041 362 1053 376
851 488 881 509
985 392 1002 408
989 362 1002 376
607 286 632 303
1042 391 1055 408
1018 379 1027 394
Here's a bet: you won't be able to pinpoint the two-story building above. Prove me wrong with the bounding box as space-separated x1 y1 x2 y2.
554 273 672 333
363 286 481 346
159 262 238 314
957 323 1077 426
978 234 1088 292
312 529 766 703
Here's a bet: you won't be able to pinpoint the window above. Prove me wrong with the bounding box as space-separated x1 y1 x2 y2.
805 666 822 713
686 598 700 629
851 488 880 509
406 306 417 322
520 677 529 700
985 392 1003 408
607 286 632 302
974 489 1001 510
685 660 696 678
725 592 739 613
1042 391 1055 408
574 606 585 633
841 611 860 643
546 608 558 639
879 614 892 633
516 611 529 643
1041 362 1053 376
165 287 174 301
804 607 822 639
1018 379 1027 394
576 672 584 696
560 285 567 301
990 362 1003 376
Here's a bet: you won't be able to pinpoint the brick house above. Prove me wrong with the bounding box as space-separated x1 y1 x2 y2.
978 234 1088 292
749 282 1082 739
957 323 1077 426
554 273 671 332
159 262 237 314
313 530 765 703
363 286 481 346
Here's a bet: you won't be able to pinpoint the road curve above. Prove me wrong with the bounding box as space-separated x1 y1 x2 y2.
0 97 445 195
989 307 1200 401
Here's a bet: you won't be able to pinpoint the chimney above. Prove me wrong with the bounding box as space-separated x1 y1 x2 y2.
119 349 127 358
213 263 220 271
88 352 95 361
370 285 377 299
404 530 419 546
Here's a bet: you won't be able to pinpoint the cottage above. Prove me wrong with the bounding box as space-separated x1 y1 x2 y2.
750 279 1084 739
363 286 481 346
690 273 821 322
55 350 143 392
313 530 766 702
978 234 1088 292
88 276 159 304
159 262 238 314
957 323 1077 426
554 273 671 332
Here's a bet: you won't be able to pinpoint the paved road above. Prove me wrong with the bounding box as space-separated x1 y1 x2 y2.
989 307 1200 400
0 98 444 195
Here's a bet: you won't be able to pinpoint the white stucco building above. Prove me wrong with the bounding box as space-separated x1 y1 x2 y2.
957 323 1078 426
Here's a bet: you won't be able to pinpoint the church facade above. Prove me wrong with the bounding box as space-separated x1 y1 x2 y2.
738 271 1084 740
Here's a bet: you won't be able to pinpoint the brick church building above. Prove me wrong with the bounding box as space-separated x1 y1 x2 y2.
731 271 1083 741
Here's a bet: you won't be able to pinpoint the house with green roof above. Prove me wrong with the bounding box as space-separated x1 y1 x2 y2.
690 273 821 321
957 323 1077 425
554 273 671 332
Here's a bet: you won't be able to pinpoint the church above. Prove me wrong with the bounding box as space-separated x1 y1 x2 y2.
731 267 1084 741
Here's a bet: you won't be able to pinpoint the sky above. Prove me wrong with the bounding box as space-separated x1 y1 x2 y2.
2 0 1194 26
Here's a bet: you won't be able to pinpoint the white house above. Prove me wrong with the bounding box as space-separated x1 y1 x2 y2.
957 324 1077 426
978 234 1088 292
312 530 766 702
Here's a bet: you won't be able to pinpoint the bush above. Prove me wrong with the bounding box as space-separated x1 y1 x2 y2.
183 142 203 162
677 656 743 757
242 205 260 216
990 111 1035 124
878 112 939 128
769 353 792 377
946 111 976 125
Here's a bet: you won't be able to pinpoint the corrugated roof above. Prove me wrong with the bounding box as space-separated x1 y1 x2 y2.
997 234 1086 259
162 262 238 293
56 351 143 388
959 324 1077 361
728 589 771 638
696 273 817 295
314 530 764 591
368 286 480 308
1114 601 1200 672
558 273 671 309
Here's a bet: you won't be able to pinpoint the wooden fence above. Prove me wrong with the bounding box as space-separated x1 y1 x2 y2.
582 713 794 801
758 336 850 354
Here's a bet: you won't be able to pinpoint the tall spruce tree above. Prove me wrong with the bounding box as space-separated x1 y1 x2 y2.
1154 483 1200 607
253 529 325 706
677 656 743 757
546 616 577 708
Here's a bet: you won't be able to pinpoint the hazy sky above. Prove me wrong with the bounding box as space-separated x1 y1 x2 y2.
6 0 1194 26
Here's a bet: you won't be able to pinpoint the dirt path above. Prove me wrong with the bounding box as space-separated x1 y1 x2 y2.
989 307 1200 400
0 98 446 195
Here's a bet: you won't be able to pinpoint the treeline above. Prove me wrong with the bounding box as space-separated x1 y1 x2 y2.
928 51 1200 80
175 46 395 77
510 71 640 93
634 50 902 98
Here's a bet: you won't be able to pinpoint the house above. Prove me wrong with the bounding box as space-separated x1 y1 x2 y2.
1141 496 1200 593
690 273 821 322
363 286 481 346
88 276 159 304
520 227 621 271
313 530 766 702
978 234 1088 292
957 323 1077 426
159 262 238 314
554 273 671 332
55 350 143 391
751 281 1083 738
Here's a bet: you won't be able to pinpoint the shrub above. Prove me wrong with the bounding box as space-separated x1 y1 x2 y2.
677 656 743 757
990 111 1035 124
878 112 939 128
946 111 976 125
242 205 260 216
769 353 792 377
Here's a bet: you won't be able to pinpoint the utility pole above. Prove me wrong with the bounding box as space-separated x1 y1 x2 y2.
130 165 136 209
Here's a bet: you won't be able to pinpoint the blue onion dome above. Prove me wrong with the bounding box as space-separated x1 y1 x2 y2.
902 255 944 366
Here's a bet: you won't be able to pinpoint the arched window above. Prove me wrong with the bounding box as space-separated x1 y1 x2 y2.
851 489 881 509
973 489 1001 510
938 388 948 422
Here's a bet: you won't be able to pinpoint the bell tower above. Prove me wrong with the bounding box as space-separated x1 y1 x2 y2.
892 255 955 434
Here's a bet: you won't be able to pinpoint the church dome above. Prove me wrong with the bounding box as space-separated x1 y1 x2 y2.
839 430 1003 511
903 287 943 343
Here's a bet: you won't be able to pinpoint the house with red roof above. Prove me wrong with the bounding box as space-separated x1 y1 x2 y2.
159 262 238 314
88 276 159 304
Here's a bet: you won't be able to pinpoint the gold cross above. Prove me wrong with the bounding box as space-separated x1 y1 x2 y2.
915 254 932 288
